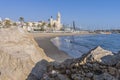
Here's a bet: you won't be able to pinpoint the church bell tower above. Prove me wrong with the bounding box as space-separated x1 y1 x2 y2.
57 12 61 24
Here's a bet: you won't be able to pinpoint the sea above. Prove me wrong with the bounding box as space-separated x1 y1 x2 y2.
51 34 120 58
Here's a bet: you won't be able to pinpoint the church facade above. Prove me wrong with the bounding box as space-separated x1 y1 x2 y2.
49 12 62 31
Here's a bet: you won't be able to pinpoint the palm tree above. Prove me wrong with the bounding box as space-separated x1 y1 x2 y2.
19 17 24 22
19 17 24 27
48 23 51 28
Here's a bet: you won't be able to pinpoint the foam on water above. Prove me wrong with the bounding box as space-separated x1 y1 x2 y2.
51 34 120 58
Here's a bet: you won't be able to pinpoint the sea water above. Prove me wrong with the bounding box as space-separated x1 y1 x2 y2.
51 34 120 58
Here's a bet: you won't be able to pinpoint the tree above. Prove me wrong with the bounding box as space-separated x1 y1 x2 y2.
40 27 45 31
25 22 29 27
0 22 2 28
4 20 11 28
32 22 35 27
41 22 46 27
37 24 41 28
48 23 51 28
53 23 56 30
19 17 24 22
13 22 17 26
19 17 24 27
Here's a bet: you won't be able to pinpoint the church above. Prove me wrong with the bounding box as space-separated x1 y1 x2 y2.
49 12 62 31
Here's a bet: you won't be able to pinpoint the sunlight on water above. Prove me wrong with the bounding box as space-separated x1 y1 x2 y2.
51 34 120 58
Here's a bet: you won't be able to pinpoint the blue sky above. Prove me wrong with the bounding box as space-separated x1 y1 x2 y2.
0 0 120 29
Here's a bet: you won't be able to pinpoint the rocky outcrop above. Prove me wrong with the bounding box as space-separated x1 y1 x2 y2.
83 46 113 63
0 27 52 80
82 46 119 66
39 46 120 80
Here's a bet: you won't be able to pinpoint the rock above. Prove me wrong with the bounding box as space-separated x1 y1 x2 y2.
92 63 100 70
57 74 70 80
71 69 77 73
86 63 93 68
58 63 66 74
74 63 79 67
66 69 71 75
108 67 117 75
59 64 66 69
102 69 108 73
93 73 117 80
51 70 58 74
99 65 107 69
47 64 54 72
51 62 60 70
40 46 120 80
26 73 39 80
85 72 93 78
49 70 60 78
71 74 82 80
116 61 120 68
116 69 120 79
84 46 114 63
41 73 50 80
42 73 70 80
27 60 49 80
81 71 86 76
84 77 91 80
82 65 88 69
101 55 119 66
63 59 74 68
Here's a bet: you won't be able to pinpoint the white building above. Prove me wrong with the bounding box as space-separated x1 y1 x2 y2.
0 17 2 22
49 12 62 30
0 17 2 28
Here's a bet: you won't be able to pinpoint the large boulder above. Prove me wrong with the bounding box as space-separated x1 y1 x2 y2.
0 27 52 80
82 46 117 65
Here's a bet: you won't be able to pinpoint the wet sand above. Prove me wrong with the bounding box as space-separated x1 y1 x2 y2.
32 32 91 63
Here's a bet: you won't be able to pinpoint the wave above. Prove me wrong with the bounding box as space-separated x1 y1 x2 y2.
51 34 120 58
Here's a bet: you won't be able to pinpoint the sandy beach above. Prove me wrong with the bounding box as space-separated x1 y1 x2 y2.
32 32 92 62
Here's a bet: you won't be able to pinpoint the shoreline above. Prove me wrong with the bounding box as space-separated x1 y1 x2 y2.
32 32 93 63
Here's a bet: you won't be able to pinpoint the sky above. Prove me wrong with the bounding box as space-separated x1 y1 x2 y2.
0 0 120 29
